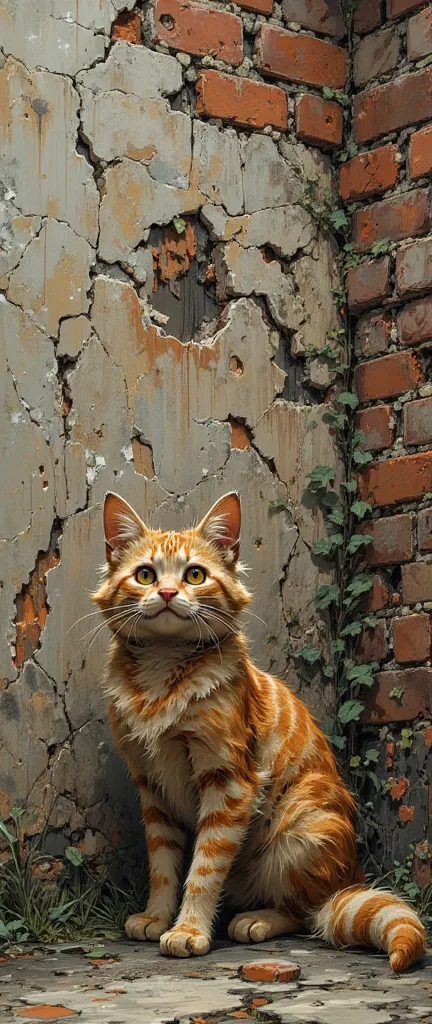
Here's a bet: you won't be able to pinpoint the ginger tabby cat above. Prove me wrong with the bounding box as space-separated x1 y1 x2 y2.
93 491 425 970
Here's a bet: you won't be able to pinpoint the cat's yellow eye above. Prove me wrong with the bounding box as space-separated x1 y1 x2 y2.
135 566 156 586
185 566 206 586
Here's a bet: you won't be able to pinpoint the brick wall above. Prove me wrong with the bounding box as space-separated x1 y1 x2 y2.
344 0 432 881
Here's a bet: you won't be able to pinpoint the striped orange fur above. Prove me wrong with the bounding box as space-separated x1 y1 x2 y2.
93 491 426 968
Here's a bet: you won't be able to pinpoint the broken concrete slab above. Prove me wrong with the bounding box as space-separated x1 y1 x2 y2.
57 316 91 360
201 202 315 258
77 38 182 98
242 135 303 214
193 121 244 216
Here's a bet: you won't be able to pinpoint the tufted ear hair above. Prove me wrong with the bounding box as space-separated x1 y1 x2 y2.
103 492 147 562
196 492 241 562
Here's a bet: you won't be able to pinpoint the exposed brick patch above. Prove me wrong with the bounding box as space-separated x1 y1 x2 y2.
153 0 243 65
394 613 431 663
352 190 430 253
418 508 432 553
387 0 428 17
356 618 388 662
112 10 141 42
339 145 399 203
239 961 301 983
14 540 61 669
354 27 400 89
132 438 155 478
347 257 391 312
398 296 432 346
409 125 432 180
237 0 273 11
355 405 393 451
365 574 390 610
230 419 250 449
362 667 432 723
360 513 413 564
402 561 432 602
354 0 382 34
295 94 342 150
359 452 432 507
404 397 432 445
396 236 432 297
407 6 432 61
281 0 344 37
196 71 287 130
354 309 392 357
354 69 432 144
354 351 422 402
255 25 347 89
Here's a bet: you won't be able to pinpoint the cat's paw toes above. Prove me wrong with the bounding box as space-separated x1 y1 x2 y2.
125 913 168 941
160 926 211 958
228 912 274 943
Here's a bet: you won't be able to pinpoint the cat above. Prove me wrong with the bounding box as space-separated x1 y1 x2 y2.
93 490 425 970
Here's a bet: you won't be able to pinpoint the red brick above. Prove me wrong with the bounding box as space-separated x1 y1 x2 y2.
236 0 272 11
404 397 432 445
354 69 432 144
281 0 344 37
402 561 432 602
398 296 432 346
387 0 427 17
356 618 388 662
409 125 432 180
362 667 432 723
240 961 301 983
112 10 141 42
355 310 392 357
354 0 382 34
419 508 432 553
354 27 400 88
355 405 393 451
365 574 391 610
295 94 342 150
408 6 432 59
354 351 422 402
394 613 431 663
340 145 399 203
255 25 347 89
352 190 430 253
396 236 432 297
153 0 243 65
196 72 287 131
347 256 391 312
359 452 432 506
360 513 413 564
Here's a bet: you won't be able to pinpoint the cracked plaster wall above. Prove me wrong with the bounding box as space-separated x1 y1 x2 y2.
0 3 341 856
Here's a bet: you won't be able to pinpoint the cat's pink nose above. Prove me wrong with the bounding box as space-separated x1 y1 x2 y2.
158 588 178 603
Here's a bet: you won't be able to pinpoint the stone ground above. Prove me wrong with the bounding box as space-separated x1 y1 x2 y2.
0 936 431 1024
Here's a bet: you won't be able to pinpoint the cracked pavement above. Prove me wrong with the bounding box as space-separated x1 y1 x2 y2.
1 936 431 1024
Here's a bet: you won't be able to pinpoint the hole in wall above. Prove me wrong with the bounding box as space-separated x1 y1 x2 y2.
229 355 244 376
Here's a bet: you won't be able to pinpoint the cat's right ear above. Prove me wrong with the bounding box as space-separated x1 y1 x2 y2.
103 492 147 562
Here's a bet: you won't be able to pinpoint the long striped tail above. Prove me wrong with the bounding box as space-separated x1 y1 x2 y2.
313 884 426 971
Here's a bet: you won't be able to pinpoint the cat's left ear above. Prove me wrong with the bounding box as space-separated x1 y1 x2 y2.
196 492 241 562
103 492 147 562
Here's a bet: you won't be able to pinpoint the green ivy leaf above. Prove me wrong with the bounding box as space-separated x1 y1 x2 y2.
350 755 361 768
172 215 186 234
401 728 413 750
342 480 358 494
347 533 373 554
351 500 372 520
329 208 349 231
306 465 336 491
364 748 380 764
346 662 377 683
322 410 347 430
313 533 344 557
315 583 340 609
353 449 373 466
65 846 84 867
338 699 365 724
363 615 377 628
331 639 345 654
390 686 405 701
352 429 367 447
346 574 372 597
340 620 363 637
297 646 321 665
323 662 335 678
327 508 345 525
321 491 339 508
329 734 347 750
367 770 381 791
336 391 359 410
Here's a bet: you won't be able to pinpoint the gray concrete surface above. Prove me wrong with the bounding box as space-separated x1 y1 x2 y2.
1 936 431 1023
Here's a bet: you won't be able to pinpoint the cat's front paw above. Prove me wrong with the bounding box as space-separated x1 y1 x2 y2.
125 912 169 941
160 925 211 957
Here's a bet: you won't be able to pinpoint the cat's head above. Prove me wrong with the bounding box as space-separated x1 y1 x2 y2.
92 492 251 644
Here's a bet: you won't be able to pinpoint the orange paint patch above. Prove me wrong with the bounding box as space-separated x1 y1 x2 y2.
424 726 432 748
390 777 409 801
92 996 117 1003
153 222 196 290
399 805 415 822
251 998 269 1007
89 957 120 966
17 1008 77 1020
14 540 61 668
385 742 395 770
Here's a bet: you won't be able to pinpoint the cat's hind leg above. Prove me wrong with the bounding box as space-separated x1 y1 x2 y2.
228 909 300 943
